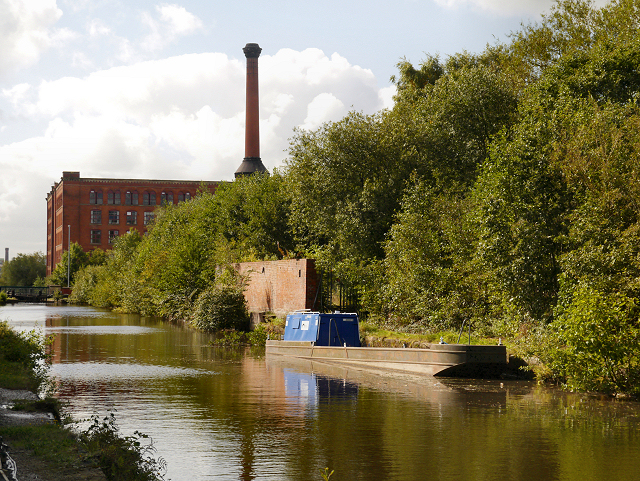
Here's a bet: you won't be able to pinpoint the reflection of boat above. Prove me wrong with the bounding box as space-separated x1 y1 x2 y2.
266 311 508 378
267 355 511 409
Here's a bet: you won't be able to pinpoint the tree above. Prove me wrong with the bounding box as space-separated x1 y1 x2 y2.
286 111 406 264
474 32 640 323
0 252 46 286
382 178 488 329
47 242 89 287
212 171 294 260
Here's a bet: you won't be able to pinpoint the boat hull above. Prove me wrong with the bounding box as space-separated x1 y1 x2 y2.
265 340 508 378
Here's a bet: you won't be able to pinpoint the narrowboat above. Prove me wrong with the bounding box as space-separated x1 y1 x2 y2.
265 310 509 378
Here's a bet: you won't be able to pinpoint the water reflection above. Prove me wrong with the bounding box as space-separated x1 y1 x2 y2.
1 304 640 481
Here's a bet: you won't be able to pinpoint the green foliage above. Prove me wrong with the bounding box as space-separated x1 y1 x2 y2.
210 323 273 346
191 271 250 332
72 231 144 310
286 62 516 320
0 252 46 286
81 412 166 481
556 102 640 303
391 55 444 102
69 264 101 305
504 0 640 83
212 171 294 260
47 243 89 287
0 291 6 305
382 178 488 329
286 111 406 263
549 284 640 396
474 29 640 322
0 320 52 391
246 323 270 345
474 121 570 321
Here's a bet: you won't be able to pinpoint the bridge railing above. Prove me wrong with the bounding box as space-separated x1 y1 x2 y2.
0 285 58 300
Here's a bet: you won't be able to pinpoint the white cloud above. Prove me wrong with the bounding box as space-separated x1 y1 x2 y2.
158 4 203 35
301 93 346 131
87 19 111 37
379 85 396 110
0 47 389 252
0 0 67 76
434 0 610 16
141 3 203 52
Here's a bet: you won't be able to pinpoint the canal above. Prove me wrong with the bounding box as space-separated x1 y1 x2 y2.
2 303 639 480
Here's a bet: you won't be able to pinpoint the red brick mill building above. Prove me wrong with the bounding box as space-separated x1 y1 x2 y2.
45 171 219 275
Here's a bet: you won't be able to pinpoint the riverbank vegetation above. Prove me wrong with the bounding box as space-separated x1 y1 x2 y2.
67 0 640 397
0 320 51 392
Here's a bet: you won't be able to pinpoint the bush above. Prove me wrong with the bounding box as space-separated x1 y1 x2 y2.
192 282 250 332
81 412 166 481
0 291 7 305
0 320 52 391
209 323 272 347
69 265 100 304
548 284 640 397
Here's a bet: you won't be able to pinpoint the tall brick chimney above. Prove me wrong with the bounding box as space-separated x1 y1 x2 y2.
235 43 268 178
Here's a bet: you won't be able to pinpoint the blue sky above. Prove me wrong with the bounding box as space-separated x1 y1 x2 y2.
0 0 605 256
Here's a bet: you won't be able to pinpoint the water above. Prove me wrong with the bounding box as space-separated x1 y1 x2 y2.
2 304 640 480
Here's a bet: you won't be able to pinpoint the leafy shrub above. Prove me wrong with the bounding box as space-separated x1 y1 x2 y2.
549 284 640 396
0 291 7 305
209 323 272 347
81 412 166 481
69 265 100 304
247 323 270 345
210 329 246 346
0 320 52 391
192 282 249 332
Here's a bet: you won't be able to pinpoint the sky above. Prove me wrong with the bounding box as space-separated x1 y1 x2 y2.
0 0 606 257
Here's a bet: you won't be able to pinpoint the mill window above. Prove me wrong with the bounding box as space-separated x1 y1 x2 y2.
90 210 101 224
109 210 120 224
89 190 103 205
90 230 101 244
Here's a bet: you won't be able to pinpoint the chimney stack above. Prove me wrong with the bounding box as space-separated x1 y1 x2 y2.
235 43 268 178
4 248 8 263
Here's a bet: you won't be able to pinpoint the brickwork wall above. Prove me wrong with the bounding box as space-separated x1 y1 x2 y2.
233 259 319 317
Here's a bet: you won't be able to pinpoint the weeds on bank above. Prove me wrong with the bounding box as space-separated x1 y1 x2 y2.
81 412 167 481
0 321 167 481
0 320 53 391
359 322 500 347
209 323 276 347
0 423 85 467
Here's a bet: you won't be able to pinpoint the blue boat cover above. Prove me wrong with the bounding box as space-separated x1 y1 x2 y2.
284 312 361 347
